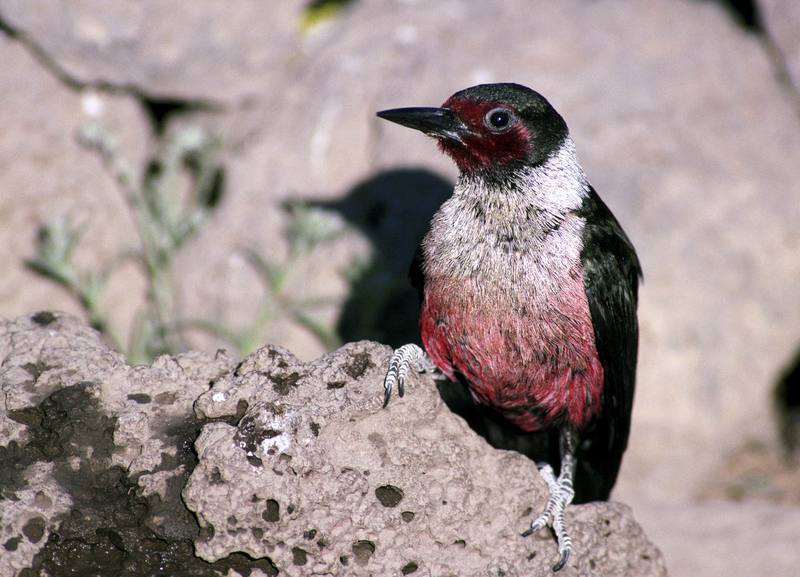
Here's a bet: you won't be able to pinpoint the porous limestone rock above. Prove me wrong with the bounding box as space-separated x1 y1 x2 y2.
0 313 241 576
189 343 668 576
0 313 667 576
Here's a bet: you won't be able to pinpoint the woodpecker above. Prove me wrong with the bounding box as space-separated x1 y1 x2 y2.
377 83 641 572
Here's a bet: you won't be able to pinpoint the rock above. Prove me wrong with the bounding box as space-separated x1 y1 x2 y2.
635 500 800 577
0 313 667 576
186 341 665 576
0 462 71 577
0 31 150 344
0 0 305 104
0 313 239 576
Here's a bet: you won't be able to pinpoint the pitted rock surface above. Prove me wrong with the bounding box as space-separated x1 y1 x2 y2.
187 346 665 576
1 313 666 576
0 313 252 577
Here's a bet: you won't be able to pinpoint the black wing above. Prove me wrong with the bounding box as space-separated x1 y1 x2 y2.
573 185 642 502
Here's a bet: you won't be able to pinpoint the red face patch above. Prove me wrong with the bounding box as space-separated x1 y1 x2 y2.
439 96 531 172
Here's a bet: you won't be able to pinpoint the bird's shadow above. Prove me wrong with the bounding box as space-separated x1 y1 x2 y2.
776 348 800 460
312 167 452 347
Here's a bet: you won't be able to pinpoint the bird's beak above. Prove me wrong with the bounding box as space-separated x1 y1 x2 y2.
376 107 468 144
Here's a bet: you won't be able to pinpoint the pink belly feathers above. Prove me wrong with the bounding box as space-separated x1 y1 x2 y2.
420 274 603 432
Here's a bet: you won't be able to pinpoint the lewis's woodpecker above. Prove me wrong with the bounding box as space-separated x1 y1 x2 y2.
377 83 641 571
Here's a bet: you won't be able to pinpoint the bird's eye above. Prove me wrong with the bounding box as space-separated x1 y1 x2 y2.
485 108 512 131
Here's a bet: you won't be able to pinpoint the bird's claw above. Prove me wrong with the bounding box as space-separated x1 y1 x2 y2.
522 464 575 573
383 344 433 407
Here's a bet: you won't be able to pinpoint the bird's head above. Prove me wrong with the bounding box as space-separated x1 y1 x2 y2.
377 83 569 175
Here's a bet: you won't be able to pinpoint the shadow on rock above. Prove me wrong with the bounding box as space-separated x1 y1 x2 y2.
776 348 800 460
3 375 272 576
313 168 452 348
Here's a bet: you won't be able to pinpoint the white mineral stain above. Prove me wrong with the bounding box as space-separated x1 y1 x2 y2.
259 409 297 455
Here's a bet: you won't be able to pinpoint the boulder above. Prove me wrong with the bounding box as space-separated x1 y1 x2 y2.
0 0 305 104
0 313 667 576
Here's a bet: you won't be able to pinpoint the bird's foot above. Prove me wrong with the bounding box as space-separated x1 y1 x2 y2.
382 344 436 407
522 464 576 572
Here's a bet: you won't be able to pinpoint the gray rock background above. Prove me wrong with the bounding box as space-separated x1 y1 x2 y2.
0 313 667 577
1 1 799 575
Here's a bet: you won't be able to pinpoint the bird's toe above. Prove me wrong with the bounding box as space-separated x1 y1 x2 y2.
382 343 428 407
